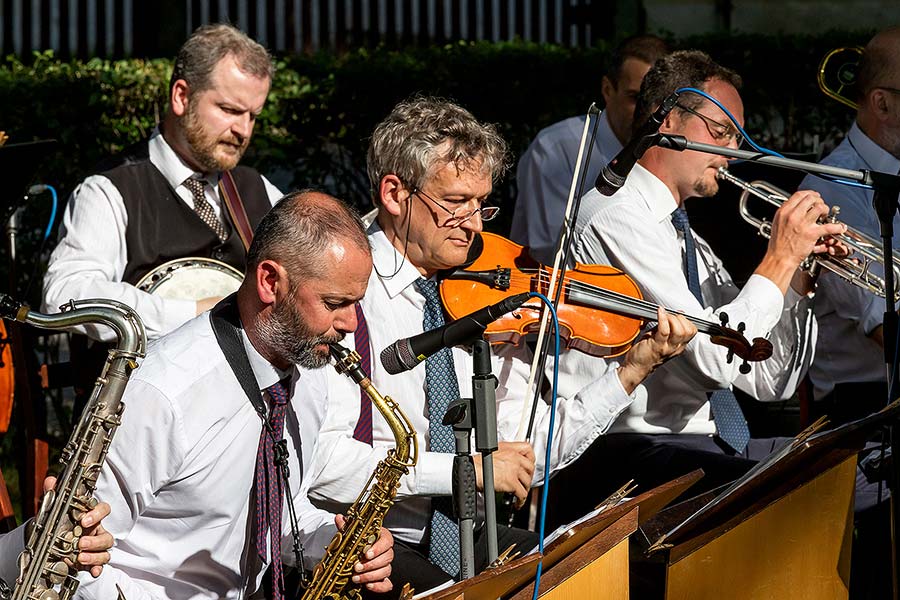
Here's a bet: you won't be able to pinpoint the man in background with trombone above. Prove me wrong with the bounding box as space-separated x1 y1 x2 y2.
802 27 900 425
549 49 848 525
800 27 900 600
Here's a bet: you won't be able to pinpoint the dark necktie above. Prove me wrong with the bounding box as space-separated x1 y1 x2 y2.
352 302 373 445
254 378 290 600
671 207 751 453
415 277 461 578
184 176 229 242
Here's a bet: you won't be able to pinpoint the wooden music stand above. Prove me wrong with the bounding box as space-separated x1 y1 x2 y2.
415 471 703 600
641 402 900 600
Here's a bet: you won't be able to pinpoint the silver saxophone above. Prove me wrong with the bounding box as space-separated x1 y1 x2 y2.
1 295 146 600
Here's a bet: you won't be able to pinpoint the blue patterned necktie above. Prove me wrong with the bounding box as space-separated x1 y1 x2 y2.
415 277 461 578
254 378 290 600
671 208 750 453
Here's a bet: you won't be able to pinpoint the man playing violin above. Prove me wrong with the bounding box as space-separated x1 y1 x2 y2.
305 96 697 596
549 50 847 523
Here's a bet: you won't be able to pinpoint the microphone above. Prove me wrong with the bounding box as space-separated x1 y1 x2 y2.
380 292 532 375
595 91 681 196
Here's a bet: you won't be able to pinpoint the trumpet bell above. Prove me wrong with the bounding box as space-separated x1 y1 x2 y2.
818 46 863 110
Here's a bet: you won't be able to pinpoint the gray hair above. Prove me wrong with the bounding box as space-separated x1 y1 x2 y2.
633 50 742 133
366 97 509 199
170 23 274 95
247 190 370 283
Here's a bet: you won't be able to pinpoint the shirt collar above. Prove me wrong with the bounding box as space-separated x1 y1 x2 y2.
148 126 221 189
240 325 297 392
367 221 428 299
597 110 624 159
627 162 679 223
849 121 900 174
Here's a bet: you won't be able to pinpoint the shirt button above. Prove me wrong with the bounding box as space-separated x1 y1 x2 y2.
213 249 225 260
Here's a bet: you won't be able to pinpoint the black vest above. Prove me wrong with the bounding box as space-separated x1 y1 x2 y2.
96 139 272 285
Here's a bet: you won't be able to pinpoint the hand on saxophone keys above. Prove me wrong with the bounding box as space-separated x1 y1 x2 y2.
334 514 395 593
39 476 113 578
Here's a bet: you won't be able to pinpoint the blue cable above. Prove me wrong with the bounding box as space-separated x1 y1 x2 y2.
526 292 560 600
43 185 58 241
675 86 784 157
676 87 876 192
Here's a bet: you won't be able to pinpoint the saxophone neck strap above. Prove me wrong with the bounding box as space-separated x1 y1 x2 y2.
209 295 270 426
209 295 308 575
219 171 255 252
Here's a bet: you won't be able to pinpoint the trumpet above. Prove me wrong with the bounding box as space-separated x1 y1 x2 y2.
716 167 900 301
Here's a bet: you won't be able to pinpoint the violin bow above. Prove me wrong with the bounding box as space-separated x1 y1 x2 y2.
516 103 602 442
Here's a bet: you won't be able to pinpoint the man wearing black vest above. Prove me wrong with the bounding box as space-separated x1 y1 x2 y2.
43 23 280 343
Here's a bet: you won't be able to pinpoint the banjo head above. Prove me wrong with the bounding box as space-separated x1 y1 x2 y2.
136 258 243 300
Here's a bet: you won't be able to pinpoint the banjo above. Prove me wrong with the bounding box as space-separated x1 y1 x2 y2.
135 257 243 300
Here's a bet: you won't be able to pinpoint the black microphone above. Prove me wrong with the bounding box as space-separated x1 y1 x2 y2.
380 292 532 375
595 91 681 196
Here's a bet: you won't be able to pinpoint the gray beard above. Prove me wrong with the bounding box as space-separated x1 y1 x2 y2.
256 299 342 369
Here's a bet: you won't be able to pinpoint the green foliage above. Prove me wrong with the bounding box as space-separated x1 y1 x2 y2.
0 33 874 295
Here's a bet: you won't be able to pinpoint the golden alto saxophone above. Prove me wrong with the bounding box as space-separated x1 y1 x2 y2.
299 344 418 600
2 295 146 600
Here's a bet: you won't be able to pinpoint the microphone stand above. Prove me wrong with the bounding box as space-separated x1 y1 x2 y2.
442 339 501 579
658 132 900 598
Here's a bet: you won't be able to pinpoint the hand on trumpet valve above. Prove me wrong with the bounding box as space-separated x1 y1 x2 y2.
768 190 847 266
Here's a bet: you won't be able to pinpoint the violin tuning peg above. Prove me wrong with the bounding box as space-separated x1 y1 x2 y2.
737 322 746 334
719 312 730 327
739 361 751 375
726 349 734 364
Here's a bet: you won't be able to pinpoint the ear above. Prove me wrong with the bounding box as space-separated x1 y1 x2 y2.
170 79 191 118
255 259 287 306
601 75 615 105
659 106 681 134
378 174 408 218
869 89 892 121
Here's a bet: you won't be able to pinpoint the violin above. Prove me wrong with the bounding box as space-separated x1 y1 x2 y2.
439 233 772 370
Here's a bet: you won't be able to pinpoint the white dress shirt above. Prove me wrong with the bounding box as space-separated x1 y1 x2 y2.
511 110 623 265
43 129 283 342
0 524 26 588
307 223 637 545
561 163 817 435
74 313 335 600
800 122 900 399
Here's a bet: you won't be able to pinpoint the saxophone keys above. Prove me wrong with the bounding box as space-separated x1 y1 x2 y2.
47 560 69 585
326 532 343 553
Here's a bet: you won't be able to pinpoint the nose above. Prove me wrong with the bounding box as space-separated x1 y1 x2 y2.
233 113 253 141
460 209 484 233
335 303 359 335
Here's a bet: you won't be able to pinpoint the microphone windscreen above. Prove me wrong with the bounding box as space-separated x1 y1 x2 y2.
379 339 416 375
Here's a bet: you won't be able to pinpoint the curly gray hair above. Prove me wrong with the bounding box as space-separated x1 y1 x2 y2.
366 97 509 199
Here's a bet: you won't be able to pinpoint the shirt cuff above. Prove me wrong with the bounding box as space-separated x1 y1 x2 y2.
577 368 634 432
741 273 785 329
414 451 456 496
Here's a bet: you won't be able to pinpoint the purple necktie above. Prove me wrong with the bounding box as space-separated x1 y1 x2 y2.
352 302 373 445
254 379 290 600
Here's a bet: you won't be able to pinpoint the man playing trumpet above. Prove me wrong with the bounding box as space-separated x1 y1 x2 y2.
550 50 847 524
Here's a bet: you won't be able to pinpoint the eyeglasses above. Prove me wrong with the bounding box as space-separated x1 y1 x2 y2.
413 188 500 226
676 103 744 147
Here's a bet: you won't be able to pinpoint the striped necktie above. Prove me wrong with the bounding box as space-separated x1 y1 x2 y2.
352 302 373 444
671 207 750 453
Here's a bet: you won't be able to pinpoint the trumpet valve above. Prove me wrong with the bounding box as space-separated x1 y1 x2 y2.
828 205 841 223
